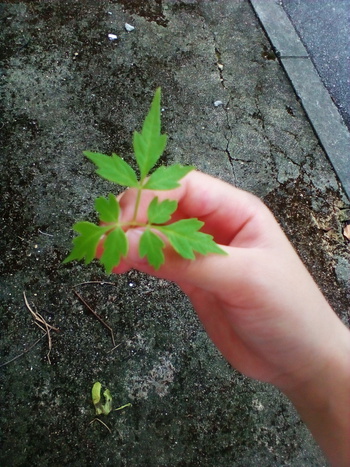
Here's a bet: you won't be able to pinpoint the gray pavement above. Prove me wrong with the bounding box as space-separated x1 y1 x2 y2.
250 0 350 198
282 0 350 130
1 1 349 466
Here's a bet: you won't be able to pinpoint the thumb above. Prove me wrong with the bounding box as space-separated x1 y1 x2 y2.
117 228 245 296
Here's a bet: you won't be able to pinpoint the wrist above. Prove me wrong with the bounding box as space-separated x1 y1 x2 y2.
279 319 350 466
278 315 350 401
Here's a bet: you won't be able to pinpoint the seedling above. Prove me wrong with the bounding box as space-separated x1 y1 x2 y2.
64 88 226 273
92 381 113 415
91 382 131 416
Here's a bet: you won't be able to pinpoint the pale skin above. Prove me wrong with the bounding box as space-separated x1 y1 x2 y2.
100 171 350 466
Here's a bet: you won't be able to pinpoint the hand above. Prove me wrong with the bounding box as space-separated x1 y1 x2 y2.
105 171 348 387
105 171 350 465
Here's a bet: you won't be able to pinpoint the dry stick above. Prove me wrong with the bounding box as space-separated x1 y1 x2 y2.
36 314 53 364
0 334 46 368
23 292 59 332
89 418 112 433
73 281 117 287
73 290 116 348
73 282 121 352
23 291 59 364
108 342 122 353
38 229 54 237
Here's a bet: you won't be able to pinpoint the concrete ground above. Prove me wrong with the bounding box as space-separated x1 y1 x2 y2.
1 1 349 466
251 0 350 201
281 0 350 130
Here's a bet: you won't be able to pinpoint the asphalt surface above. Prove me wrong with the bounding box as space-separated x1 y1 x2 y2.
251 0 350 198
1 1 349 466
282 0 350 130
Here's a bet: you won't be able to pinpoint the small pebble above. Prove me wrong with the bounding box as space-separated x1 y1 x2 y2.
108 33 118 41
214 100 223 107
125 23 135 32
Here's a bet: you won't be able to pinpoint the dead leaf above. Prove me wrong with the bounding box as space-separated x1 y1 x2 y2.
343 223 350 241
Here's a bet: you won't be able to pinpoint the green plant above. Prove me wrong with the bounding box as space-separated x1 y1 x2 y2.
91 382 131 416
92 382 113 415
64 88 226 273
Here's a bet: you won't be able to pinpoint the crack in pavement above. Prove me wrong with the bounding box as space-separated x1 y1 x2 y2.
211 32 237 181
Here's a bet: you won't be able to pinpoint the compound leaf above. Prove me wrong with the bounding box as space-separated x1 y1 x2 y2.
159 219 227 260
139 229 165 269
94 193 120 223
143 164 194 190
84 151 139 187
100 227 128 274
66 89 227 273
147 197 178 224
63 222 110 265
133 88 167 179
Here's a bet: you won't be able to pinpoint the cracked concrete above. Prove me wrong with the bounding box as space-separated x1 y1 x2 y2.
1 1 349 466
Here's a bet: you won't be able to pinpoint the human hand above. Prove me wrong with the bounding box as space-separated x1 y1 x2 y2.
100 171 348 391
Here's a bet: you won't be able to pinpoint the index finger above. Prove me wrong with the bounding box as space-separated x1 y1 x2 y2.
118 170 267 245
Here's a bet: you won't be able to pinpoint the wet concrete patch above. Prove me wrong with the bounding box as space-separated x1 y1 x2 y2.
1 1 348 465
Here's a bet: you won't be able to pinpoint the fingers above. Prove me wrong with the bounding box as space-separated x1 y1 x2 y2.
118 171 269 245
107 171 288 293
111 227 254 302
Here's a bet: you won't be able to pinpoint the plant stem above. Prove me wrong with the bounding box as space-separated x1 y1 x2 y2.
132 186 143 223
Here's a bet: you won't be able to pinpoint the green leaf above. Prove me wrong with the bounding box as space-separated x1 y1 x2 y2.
92 382 102 408
147 197 178 224
94 193 120 223
158 219 227 260
65 89 227 272
102 389 113 415
63 222 110 265
92 382 113 415
84 151 139 187
100 227 128 274
133 88 168 179
139 229 165 269
143 165 194 190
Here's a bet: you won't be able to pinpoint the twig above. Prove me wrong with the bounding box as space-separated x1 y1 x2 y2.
0 334 46 368
73 290 116 348
38 229 54 237
107 342 122 353
89 418 112 433
23 292 59 332
73 281 117 287
23 291 59 364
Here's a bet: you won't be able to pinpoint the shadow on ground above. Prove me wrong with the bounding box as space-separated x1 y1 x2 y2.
1 1 349 466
